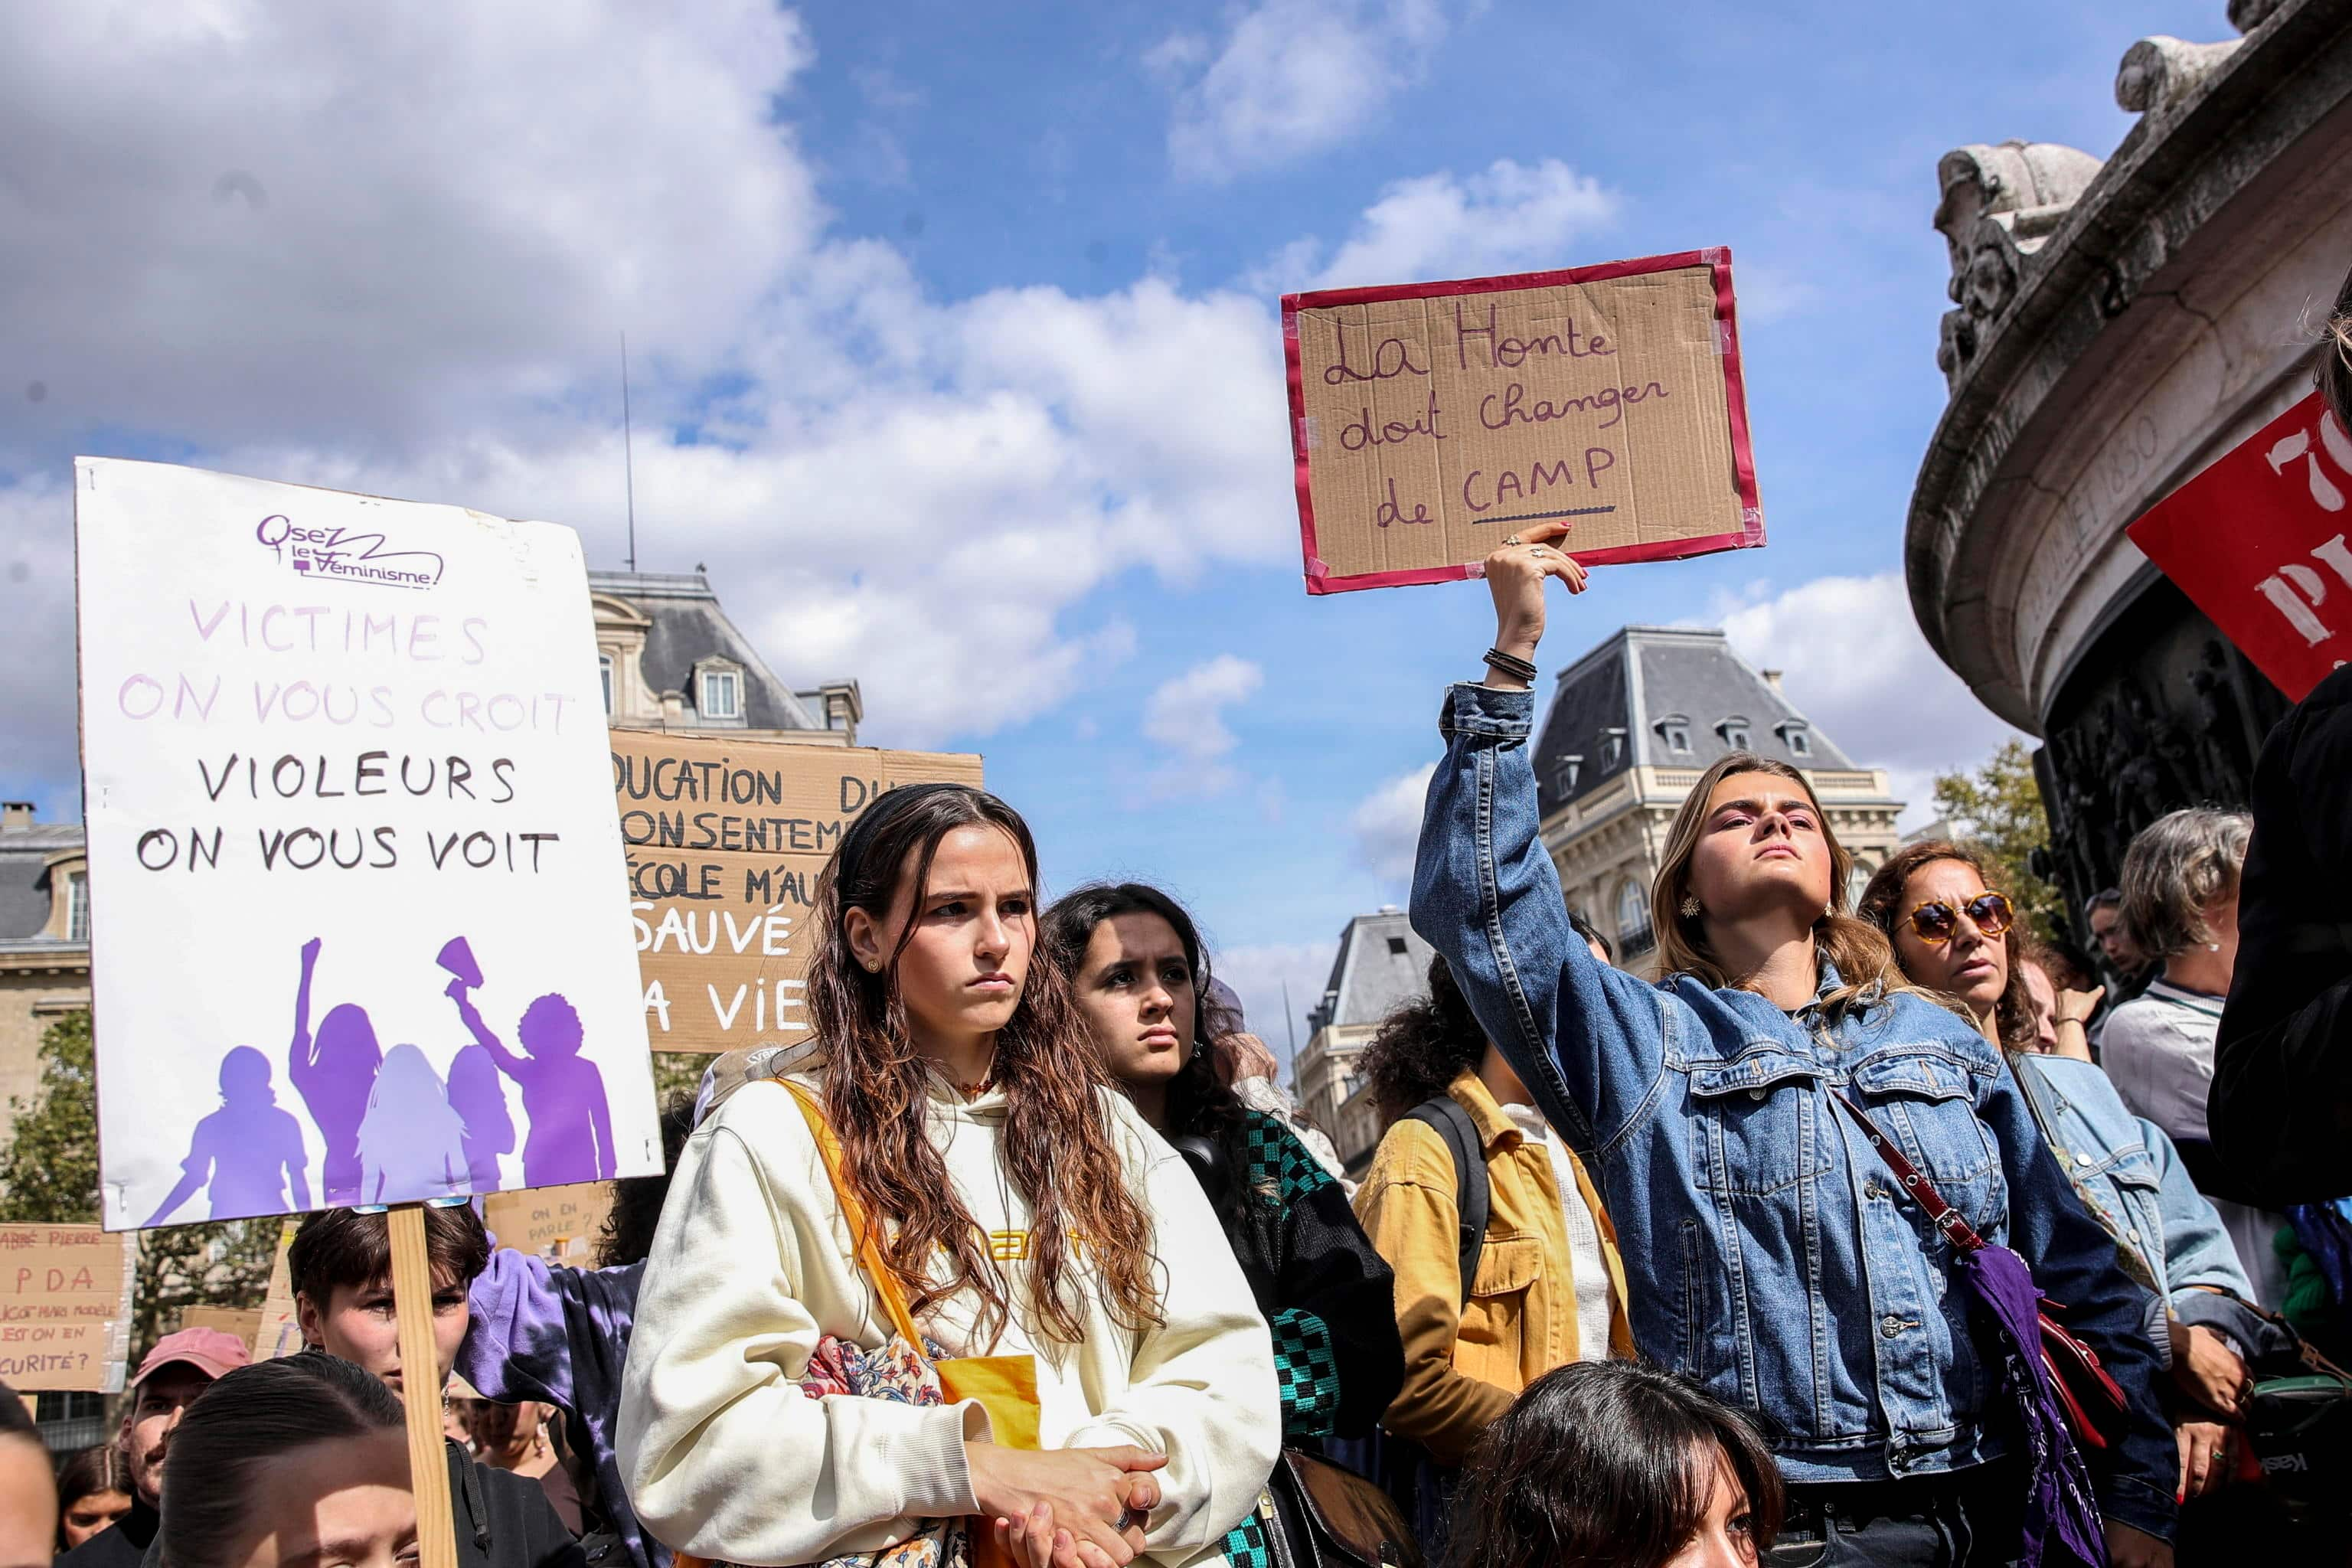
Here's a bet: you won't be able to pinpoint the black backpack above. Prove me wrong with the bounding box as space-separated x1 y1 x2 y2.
1402 1094 1491 1302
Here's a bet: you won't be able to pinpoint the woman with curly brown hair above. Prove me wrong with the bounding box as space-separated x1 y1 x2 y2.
617 784 1279 1568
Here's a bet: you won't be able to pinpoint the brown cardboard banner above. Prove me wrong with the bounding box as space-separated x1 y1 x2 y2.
253 1220 303 1361
1282 249 1764 595
0 1225 134 1391
611 730 984 1053
483 1181 616 1265
178 1305 265 1348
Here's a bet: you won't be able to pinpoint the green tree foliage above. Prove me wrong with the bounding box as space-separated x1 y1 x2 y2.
0 1009 101 1223
0 1009 276 1355
1931 739 2065 944
652 1050 706 1111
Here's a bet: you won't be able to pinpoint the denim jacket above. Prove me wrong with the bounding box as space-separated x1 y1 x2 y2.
1410 684 2175 1540
2013 1054 2269 1361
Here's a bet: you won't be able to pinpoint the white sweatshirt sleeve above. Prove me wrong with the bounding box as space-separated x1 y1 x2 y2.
615 1110 988 1563
1063 1106 1282 1554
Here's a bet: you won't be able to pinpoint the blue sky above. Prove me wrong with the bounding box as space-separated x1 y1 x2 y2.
0 0 2228 1053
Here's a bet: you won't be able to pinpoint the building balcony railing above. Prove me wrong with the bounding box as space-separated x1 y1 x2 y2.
1617 920 1657 962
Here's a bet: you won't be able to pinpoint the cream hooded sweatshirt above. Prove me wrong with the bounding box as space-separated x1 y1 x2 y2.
616 1067 1280 1567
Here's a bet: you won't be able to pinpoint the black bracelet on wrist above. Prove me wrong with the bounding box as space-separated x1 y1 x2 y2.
1482 647 1538 682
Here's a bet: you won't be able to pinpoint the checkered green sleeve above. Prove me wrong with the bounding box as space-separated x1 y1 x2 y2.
1235 1112 1404 1441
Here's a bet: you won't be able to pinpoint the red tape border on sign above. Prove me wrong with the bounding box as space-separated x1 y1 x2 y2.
1282 247 1766 596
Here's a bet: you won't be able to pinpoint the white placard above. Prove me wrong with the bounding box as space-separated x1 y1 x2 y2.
75 459 661 1230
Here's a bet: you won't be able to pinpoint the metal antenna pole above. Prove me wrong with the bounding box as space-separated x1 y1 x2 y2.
622 332 638 572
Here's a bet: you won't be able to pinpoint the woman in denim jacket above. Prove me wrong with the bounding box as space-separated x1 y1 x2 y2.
1410 527 2176 1567
1860 842 2274 1529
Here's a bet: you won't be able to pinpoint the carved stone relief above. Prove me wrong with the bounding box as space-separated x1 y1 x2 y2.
1932 142 2106 384
2116 35 2243 119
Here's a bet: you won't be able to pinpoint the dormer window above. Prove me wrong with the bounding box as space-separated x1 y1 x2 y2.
1555 754 1584 794
1717 715 1751 750
698 665 742 720
1655 714 1692 754
1777 720 1812 758
67 871 88 943
1599 727 1627 769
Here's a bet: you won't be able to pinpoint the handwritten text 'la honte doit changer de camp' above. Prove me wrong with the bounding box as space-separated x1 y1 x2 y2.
1321 300 1669 528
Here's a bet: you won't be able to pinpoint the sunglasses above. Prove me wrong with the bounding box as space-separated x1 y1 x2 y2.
1904 890 2014 945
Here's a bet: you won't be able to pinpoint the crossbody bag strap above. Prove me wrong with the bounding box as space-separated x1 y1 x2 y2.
773 1080 927 1348
1832 1092 1986 1254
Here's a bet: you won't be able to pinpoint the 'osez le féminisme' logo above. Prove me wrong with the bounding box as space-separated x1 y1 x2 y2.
255 513 446 590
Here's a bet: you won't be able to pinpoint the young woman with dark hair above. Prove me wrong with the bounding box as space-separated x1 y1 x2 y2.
619 784 1279 1568
1041 882 1402 1461
1861 844 2275 1521
55 1444 132 1551
1411 523 2180 1566
1349 952 1632 1552
152 1354 413 1568
1446 1361 1781 1568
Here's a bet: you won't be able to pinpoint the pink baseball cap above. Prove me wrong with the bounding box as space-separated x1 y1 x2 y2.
131 1327 250 1388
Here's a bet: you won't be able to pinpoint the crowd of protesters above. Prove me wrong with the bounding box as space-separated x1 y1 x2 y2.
18 283 2352 1568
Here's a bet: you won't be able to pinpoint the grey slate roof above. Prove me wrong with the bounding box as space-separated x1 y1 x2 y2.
1308 907 1433 1034
589 570 821 731
1533 626 1859 818
0 821 83 942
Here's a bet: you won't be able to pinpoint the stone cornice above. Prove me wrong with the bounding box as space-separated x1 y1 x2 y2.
1907 0 2352 724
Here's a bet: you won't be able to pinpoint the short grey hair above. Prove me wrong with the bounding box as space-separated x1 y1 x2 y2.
2118 808 2251 962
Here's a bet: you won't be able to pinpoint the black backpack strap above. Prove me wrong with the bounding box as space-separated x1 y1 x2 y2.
1406 1096 1490 1305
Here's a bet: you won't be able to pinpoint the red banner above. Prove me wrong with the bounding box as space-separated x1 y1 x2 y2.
2128 390 2352 701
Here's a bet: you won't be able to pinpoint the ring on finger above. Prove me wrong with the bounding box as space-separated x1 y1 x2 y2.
1501 533 1521 546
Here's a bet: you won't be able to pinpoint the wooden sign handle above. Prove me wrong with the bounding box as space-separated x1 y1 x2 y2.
389 1204 460 1568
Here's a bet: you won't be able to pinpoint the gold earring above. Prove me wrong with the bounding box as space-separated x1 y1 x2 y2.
1679 895 1701 918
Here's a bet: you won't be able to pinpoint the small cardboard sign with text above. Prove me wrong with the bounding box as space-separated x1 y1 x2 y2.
1283 250 1763 594
0 1226 134 1391
253 1221 302 1361
613 730 984 1052
2129 390 2352 701
483 1181 615 1265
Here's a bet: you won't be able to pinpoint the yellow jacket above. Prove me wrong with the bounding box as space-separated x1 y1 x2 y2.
1352 1069 1632 1465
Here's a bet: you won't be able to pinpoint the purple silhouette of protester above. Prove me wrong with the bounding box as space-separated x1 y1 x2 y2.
286 937 384 1207
448 972 616 1185
357 1043 474 1205
446 1044 517 1192
143 1046 312 1227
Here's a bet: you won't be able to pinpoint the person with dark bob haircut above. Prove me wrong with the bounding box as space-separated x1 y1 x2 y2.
152 1354 412 1568
1446 1361 1781 1568
289 1206 583 1568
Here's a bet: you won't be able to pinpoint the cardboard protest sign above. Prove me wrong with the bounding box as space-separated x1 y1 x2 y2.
75 459 662 1231
612 730 983 1052
0 1226 134 1391
179 1305 265 1348
1282 249 1764 595
253 1221 303 1361
483 1181 614 1264
2129 390 2352 700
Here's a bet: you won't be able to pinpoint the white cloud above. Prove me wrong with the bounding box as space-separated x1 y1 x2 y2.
0 5 1311 782
1351 763 1435 883
1253 159 1619 295
1213 939 1341 1081
1157 0 1449 181
1141 655 1266 795
1713 573 2024 831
